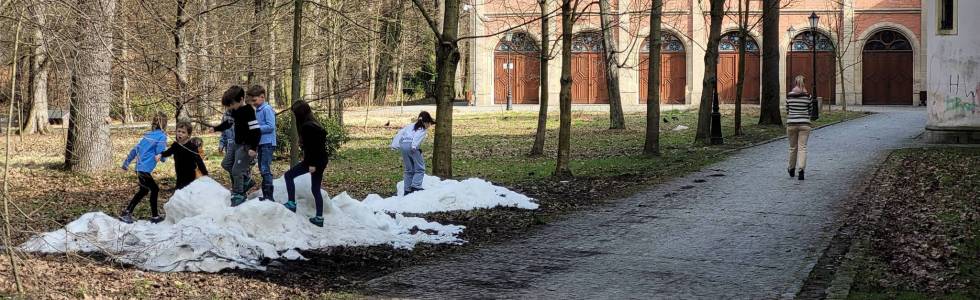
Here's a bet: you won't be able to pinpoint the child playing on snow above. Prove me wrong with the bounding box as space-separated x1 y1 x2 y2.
158 121 209 190
249 85 277 201
120 112 169 224
282 100 329 227
212 85 261 207
389 111 435 196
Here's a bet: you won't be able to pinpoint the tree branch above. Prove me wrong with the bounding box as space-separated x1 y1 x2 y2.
410 0 441 37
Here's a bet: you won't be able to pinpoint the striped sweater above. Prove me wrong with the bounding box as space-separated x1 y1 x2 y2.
786 96 812 124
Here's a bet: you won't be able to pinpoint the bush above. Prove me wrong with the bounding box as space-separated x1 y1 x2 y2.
276 112 349 159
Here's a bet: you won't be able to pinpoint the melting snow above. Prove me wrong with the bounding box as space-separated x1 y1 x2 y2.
20 175 536 272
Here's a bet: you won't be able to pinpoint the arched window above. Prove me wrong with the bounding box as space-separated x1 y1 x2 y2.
571 31 604 53
641 32 685 53
863 30 912 51
718 32 759 52
495 31 539 52
790 30 834 52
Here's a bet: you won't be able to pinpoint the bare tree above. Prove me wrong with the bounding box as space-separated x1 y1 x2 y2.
530 0 550 156
554 0 576 178
598 0 624 129
733 0 750 136
758 0 782 125
643 0 662 156
694 0 725 144
65 0 117 173
410 0 461 177
23 1 50 134
287 0 302 164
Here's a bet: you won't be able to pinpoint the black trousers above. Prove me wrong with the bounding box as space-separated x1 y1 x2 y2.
125 172 160 217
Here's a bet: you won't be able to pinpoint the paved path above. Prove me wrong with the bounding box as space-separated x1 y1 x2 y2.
365 107 926 299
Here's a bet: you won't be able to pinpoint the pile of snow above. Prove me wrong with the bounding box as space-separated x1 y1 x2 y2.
20 175 536 272
362 175 538 214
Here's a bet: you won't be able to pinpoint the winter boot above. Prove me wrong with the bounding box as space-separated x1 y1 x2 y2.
788 168 795 178
284 200 297 212
119 210 134 224
309 216 324 227
149 216 165 224
230 194 246 207
797 169 805 181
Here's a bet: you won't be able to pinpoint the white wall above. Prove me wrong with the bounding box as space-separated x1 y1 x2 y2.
925 0 980 130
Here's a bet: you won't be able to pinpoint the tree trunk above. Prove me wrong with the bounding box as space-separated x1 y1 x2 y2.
694 0 724 144
24 5 50 134
121 37 133 124
174 0 190 121
268 0 279 107
598 0 624 129
643 0 663 155
555 0 573 178
288 0 302 165
248 0 264 84
430 0 461 178
67 0 117 174
758 0 782 125
734 0 748 136
373 0 406 105
530 0 549 156
198 0 214 130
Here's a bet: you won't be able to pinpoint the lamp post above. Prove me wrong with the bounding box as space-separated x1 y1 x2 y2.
504 32 515 111
709 76 723 145
808 13 819 108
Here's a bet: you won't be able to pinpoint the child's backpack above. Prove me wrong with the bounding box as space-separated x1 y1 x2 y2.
191 137 206 178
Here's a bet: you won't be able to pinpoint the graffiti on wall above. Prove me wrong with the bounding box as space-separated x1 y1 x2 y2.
943 75 978 115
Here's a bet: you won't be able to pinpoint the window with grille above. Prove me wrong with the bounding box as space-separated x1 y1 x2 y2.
938 0 956 35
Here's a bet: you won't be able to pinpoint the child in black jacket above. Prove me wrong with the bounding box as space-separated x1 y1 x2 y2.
282 100 329 227
212 85 261 206
159 121 209 190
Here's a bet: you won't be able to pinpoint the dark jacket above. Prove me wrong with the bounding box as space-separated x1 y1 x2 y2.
161 140 209 189
299 121 329 168
214 105 260 150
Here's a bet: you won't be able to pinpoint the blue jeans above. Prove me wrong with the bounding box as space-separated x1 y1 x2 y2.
400 141 425 192
258 144 276 200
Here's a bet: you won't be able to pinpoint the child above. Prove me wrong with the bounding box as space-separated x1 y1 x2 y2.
212 85 261 206
158 121 209 190
216 105 252 189
249 85 277 201
282 100 329 227
120 112 169 224
389 111 435 196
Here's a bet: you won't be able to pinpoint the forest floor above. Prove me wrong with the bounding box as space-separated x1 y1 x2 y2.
0 107 859 299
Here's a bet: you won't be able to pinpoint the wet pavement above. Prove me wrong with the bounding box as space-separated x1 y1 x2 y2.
366 107 926 299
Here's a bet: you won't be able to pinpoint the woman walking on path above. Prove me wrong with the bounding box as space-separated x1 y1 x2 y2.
390 111 435 195
282 100 329 227
786 75 814 181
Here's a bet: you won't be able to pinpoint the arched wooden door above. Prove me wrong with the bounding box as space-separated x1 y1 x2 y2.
494 32 541 104
717 32 760 104
787 30 835 103
862 30 913 105
571 31 608 104
639 33 686 104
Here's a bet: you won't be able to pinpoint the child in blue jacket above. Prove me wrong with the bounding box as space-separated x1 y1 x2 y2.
120 112 169 224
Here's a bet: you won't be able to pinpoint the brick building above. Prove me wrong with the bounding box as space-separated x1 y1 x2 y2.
465 0 924 107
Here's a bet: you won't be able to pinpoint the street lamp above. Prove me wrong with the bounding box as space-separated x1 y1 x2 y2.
503 32 515 111
709 76 723 145
809 12 820 119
